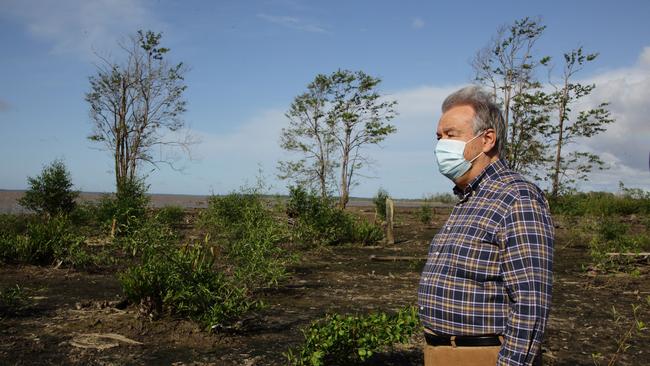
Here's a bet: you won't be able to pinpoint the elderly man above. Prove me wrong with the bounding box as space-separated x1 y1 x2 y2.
418 86 553 366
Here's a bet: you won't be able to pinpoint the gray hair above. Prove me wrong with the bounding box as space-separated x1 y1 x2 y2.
441 85 506 158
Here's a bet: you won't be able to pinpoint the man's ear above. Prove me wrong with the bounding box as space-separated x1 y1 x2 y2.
482 128 497 153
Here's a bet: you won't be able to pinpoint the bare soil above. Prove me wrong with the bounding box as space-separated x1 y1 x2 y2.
1 206 649 365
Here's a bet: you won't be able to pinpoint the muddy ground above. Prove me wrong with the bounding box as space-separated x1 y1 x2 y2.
1 206 649 365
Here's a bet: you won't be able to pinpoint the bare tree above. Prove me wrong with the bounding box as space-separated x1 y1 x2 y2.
545 47 614 197
472 17 550 176
85 30 194 192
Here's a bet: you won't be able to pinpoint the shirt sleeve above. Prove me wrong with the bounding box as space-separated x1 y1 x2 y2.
497 192 554 366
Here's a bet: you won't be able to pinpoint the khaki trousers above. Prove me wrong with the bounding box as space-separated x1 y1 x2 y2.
424 344 543 366
424 344 500 366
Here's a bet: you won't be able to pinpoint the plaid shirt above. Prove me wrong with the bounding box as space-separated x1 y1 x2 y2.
418 159 554 366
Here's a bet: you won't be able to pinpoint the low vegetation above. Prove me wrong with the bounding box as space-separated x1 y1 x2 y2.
287 186 383 246
285 306 421 366
0 284 29 317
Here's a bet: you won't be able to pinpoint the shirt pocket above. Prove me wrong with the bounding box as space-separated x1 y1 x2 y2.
449 225 501 283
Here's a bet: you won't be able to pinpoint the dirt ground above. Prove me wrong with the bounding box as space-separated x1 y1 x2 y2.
1 206 649 365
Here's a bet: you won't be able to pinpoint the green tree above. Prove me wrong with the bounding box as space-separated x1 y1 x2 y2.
545 47 614 197
279 70 397 208
86 30 193 196
472 17 551 177
279 75 337 199
19 160 79 218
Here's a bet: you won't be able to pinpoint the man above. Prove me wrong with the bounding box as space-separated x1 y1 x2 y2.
418 86 554 366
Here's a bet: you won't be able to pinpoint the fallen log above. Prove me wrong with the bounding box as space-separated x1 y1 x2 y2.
606 252 650 257
369 255 427 262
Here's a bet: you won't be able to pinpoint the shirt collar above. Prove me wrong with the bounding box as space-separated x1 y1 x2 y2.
452 159 509 200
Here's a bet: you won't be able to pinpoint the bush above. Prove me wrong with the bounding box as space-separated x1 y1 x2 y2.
0 215 90 268
372 188 389 221
18 159 79 217
97 178 150 236
0 284 29 317
119 241 258 329
418 200 433 225
287 186 383 246
350 218 384 245
285 306 421 366
200 191 291 288
153 205 186 228
585 217 650 272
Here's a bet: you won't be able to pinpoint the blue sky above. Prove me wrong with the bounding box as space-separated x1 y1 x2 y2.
1 0 649 198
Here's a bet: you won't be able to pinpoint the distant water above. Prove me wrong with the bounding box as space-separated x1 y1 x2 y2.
0 190 444 214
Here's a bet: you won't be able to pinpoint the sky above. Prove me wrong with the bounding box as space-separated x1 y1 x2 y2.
1 0 649 198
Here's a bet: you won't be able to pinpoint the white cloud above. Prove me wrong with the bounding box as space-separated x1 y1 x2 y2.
0 0 162 60
257 13 327 33
412 17 425 29
571 46 650 191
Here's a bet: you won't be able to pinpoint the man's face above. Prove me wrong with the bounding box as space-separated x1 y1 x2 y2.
435 104 482 162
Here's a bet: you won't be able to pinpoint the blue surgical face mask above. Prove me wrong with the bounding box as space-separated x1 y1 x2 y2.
434 131 485 181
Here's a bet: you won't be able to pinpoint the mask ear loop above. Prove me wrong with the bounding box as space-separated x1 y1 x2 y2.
467 130 487 163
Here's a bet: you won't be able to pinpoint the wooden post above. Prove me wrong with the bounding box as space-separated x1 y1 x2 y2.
110 218 117 238
385 197 395 245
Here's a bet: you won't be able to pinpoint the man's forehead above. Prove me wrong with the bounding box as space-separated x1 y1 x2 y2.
436 105 474 132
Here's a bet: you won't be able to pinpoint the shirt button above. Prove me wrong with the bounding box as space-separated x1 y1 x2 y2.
434 251 440 256
419 306 424 310
446 226 451 231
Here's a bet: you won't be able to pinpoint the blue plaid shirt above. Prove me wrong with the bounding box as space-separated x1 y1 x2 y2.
418 159 554 366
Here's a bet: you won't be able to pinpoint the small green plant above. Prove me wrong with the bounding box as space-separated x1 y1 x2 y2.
0 284 29 317
593 304 648 366
18 159 79 218
418 199 433 225
285 306 421 365
372 188 389 221
154 205 186 228
350 218 384 245
587 217 650 273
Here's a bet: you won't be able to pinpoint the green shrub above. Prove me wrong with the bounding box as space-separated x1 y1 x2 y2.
287 186 383 246
285 306 421 366
200 191 292 288
418 200 433 225
586 217 650 272
119 242 259 329
18 159 79 218
350 218 384 245
154 205 186 228
97 178 150 236
0 284 28 317
372 188 389 221
0 215 91 268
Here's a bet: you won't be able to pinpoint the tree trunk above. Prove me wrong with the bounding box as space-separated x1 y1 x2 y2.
551 85 569 198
